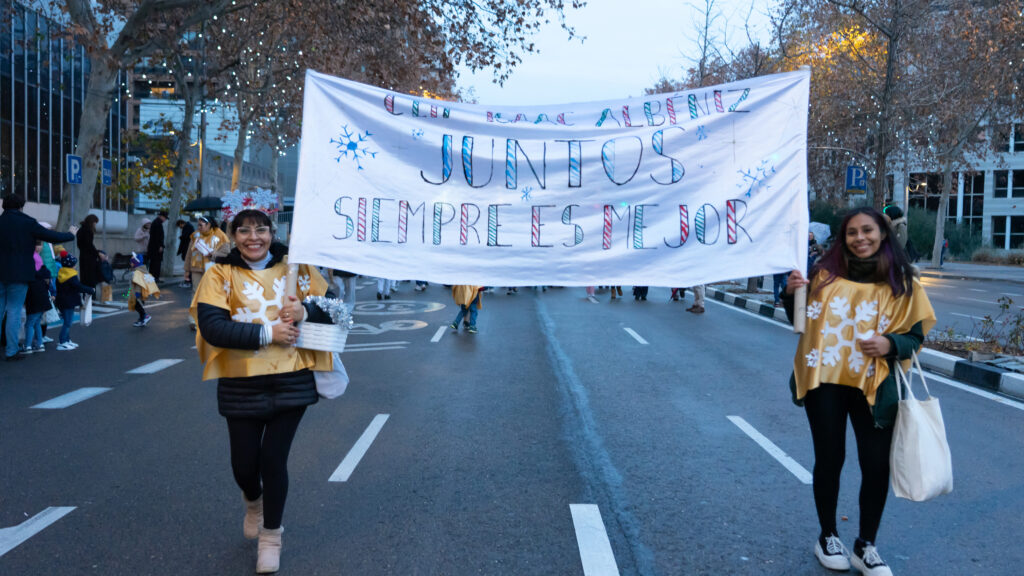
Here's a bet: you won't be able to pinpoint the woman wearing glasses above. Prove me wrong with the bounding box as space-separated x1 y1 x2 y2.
191 209 332 574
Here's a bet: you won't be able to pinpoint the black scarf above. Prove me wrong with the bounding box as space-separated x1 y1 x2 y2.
846 254 886 283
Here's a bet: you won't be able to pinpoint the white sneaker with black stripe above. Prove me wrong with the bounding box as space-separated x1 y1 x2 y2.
815 534 851 571
851 541 893 576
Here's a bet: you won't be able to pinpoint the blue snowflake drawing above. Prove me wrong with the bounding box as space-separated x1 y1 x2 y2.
520 186 534 202
696 125 708 141
330 125 377 170
737 159 776 197
411 129 425 141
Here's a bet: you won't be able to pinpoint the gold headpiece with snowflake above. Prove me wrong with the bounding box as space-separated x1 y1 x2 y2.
221 188 281 222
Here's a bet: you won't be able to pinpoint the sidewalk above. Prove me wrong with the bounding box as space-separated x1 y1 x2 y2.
705 275 1024 402
914 260 1024 284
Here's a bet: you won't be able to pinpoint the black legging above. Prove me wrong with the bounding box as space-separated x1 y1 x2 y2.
804 383 893 543
226 407 307 530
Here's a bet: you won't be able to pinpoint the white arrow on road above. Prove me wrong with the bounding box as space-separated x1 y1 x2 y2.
0 507 75 557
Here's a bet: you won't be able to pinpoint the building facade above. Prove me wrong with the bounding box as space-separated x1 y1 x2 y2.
1 1 128 214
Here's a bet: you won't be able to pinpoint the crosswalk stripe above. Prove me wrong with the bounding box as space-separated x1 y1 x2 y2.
127 359 183 374
727 415 812 484
0 507 76 557
570 504 620 576
329 414 389 482
31 387 111 409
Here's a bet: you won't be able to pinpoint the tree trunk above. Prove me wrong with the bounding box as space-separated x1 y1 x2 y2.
161 86 198 279
871 31 900 210
230 116 250 191
269 151 279 193
57 57 119 231
931 161 954 268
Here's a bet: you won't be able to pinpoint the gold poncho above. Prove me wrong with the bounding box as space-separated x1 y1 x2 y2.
129 268 161 311
191 257 331 381
793 273 935 406
188 228 231 273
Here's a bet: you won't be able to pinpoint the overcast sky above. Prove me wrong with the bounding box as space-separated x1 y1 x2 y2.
457 0 775 106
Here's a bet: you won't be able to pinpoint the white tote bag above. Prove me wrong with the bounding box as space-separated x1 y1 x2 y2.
314 352 349 399
890 352 953 501
81 294 94 327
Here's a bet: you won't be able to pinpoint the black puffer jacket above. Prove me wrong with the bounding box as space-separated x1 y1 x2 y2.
197 243 333 418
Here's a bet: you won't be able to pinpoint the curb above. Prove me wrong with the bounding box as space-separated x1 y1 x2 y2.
917 270 1024 286
705 286 1024 402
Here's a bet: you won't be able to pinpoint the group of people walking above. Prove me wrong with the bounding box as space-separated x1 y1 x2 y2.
4 192 937 575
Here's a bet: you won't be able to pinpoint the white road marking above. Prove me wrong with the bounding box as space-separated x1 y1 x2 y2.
622 327 648 345
587 296 600 304
727 415 812 484
950 312 1002 324
569 504 620 576
431 326 447 342
329 414 389 482
923 370 1024 411
127 359 184 374
0 506 76 557
344 341 409 353
968 288 988 293
957 297 995 304
707 298 792 329
1001 292 1023 297
32 387 111 409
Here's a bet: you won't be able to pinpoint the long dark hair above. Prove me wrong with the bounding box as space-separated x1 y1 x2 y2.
81 214 99 231
811 206 915 298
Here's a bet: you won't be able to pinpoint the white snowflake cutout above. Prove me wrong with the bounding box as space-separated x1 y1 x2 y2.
806 301 823 320
866 362 876 379
298 274 311 293
878 314 891 333
805 349 821 367
231 276 286 326
223 280 231 294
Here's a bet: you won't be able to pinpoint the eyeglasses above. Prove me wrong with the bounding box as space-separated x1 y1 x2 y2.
236 226 271 236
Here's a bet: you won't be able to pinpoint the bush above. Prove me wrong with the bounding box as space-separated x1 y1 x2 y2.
971 248 1024 265
906 207 981 260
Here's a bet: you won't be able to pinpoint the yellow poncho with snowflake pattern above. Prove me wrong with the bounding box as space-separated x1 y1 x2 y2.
129 268 161 311
793 273 935 406
190 257 332 381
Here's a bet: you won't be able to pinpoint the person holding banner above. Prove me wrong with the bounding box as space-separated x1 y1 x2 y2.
783 207 935 576
191 208 333 574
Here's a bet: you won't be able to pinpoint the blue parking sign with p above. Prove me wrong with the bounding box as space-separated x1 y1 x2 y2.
66 154 83 184
845 165 867 194
102 159 112 186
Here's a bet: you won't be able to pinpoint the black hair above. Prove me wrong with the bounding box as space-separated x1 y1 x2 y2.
230 209 273 234
883 205 904 219
199 215 218 228
81 214 100 229
2 193 26 210
812 206 915 298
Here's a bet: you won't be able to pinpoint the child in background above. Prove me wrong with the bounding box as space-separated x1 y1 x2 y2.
55 252 95 350
449 285 483 334
22 242 53 353
129 252 160 327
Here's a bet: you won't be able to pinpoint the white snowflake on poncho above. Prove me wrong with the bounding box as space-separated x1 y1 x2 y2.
231 276 286 327
298 274 311 293
805 349 821 367
806 301 823 320
815 296 877 373
878 314 892 333
223 280 231 295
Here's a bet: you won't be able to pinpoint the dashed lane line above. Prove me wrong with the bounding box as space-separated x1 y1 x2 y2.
727 415 812 484
431 326 447 342
329 414 389 482
32 387 111 409
0 507 76 557
570 504 621 576
622 327 648 345
950 312 1002 324
127 359 184 374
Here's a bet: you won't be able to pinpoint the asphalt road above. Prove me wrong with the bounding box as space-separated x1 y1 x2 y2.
919 276 1024 344
1 280 1022 575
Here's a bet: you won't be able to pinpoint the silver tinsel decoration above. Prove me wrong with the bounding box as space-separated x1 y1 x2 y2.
303 295 353 328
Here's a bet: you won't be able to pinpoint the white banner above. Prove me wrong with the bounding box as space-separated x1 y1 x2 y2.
291 69 809 287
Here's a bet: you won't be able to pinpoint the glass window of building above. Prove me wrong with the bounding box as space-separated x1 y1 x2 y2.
994 170 1009 198
1014 170 1024 198
1015 123 1024 153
